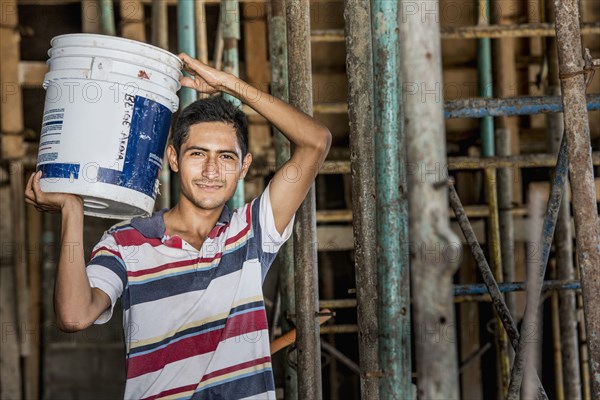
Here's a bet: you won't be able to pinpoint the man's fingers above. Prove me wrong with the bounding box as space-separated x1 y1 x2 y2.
25 173 36 199
31 170 43 197
179 76 197 89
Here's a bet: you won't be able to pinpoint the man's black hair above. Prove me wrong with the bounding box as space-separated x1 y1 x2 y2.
172 96 248 157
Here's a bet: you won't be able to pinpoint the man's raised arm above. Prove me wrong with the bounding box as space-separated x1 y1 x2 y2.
178 53 332 233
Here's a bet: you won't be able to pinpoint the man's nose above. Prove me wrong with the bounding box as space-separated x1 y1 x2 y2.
201 161 220 179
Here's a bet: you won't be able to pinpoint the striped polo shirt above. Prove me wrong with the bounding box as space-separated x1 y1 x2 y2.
86 184 293 400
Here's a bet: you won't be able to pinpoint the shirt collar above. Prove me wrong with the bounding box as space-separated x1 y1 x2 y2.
130 205 232 239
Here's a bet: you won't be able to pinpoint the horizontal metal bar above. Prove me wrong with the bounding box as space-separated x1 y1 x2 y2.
322 280 581 311
447 152 600 170
314 152 600 175
251 94 600 118
309 23 599 42
441 22 600 39
316 205 528 223
319 299 357 309
445 94 600 118
320 325 358 334
454 279 581 296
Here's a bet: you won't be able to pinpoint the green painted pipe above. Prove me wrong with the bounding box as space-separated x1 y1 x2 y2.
173 0 198 205
371 0 412 398
99 0 116 36
177 0 198 109
221 0 244 210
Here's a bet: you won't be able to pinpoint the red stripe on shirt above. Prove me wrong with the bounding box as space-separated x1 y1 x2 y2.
126 309 268 379
224 202 253 246
113 228 163 247
126 255 222 278
140 383 197 400
200 355 272 383
91 246 122 260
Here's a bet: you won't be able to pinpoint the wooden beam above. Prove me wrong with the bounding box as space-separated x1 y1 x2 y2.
81 0 101 33
24 200 42 400
0 165 22 400
120 0 146 41
1 0 24 158
18 61 46 87
242 1 270 85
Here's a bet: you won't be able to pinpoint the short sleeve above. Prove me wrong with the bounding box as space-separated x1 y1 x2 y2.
251 181 295 279
86 232 127 324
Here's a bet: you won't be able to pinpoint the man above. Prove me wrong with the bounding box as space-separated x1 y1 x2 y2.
25 53 331 399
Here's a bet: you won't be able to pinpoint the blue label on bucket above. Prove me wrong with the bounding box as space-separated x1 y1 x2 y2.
38 163 80 179
96 95 172 197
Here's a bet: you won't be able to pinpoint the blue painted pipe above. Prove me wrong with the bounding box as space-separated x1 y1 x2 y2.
454 280 581 296
445 94 600 118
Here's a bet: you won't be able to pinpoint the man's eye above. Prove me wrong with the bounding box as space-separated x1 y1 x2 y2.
222 155 234 160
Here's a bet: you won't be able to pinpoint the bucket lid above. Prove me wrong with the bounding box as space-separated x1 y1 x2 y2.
50 33 183 71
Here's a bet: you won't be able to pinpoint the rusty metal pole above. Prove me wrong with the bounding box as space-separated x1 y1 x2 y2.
554 0 600 397
267 1 297 398
285 1 322 399
343 0 379 399
372 0 411 398
545 0 581 396
400 1 460 398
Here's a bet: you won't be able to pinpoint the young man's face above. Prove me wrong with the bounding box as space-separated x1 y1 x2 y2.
167 121 252 211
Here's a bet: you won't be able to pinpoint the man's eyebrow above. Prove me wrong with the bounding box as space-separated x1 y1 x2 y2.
186 146 238 157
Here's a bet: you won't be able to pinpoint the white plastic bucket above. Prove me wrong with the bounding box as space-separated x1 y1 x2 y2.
37 33 182 219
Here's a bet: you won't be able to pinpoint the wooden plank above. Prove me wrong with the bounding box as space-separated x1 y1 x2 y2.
24 200 42 400
195 0 209 63
242 2 270 85
10 161 30 357
0 0 24 158
0 165 22 399
120 0 146 41
81 0 101 33
19 60 47 87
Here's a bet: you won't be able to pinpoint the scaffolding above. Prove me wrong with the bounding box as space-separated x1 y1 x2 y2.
0 0 598 399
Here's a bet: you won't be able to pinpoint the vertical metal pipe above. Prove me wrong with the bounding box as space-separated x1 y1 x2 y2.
195 0 209 64
400 1 460 398
221 0 240 107
550 263 566 400
178 0 198 108
477 0 509 395
267 1 297 398
449 184 549 399
221 0 244 209
372 0 411 398
174 0 197 204
152 0 171 210
100 0 116 36
477 0 494 158
285 1 322 399
554 0 600 397
545 0 581 396
507 134 569 400
343 1 378 399
495 129 516 317
152 0 168 49
522 183 547 399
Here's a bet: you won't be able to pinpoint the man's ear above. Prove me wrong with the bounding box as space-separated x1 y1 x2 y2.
240 153 253 180
167 145 179 173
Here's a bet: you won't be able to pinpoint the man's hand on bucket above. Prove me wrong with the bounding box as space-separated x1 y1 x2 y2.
25 171 83 214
